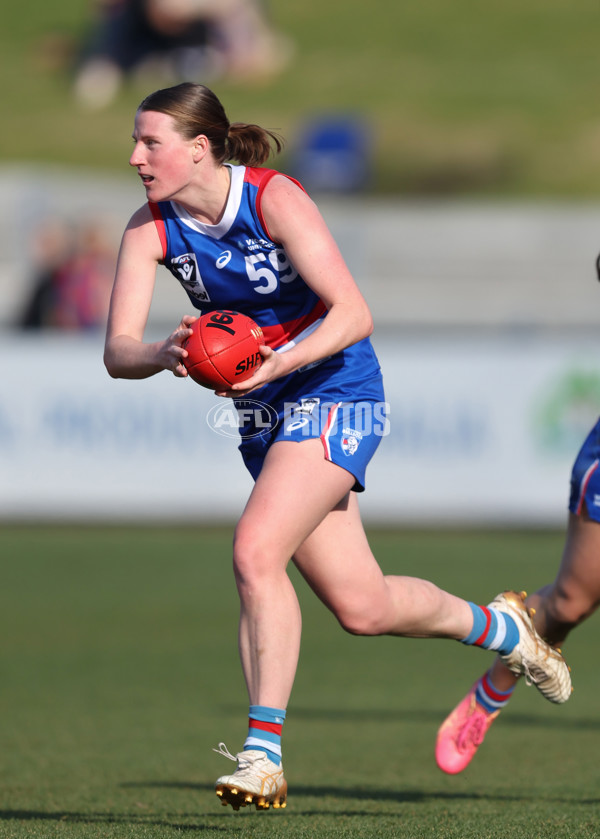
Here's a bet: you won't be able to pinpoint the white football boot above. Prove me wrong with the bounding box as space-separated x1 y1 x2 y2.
490 590 572 704
214 742 287 811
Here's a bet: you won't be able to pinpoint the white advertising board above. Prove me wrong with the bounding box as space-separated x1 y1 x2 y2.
1 332 599 525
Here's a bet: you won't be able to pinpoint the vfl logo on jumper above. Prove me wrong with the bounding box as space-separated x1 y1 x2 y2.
245 238 273 251
341 427 362 456
216 251 232 269
206 399 277 439
285 397 320 431
172 253 210 302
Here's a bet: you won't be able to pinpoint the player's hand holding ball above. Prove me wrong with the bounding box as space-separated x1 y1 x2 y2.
159 315 196 377
221 342 279 396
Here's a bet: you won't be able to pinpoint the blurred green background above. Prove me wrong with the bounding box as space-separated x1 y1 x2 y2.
4 0 600 196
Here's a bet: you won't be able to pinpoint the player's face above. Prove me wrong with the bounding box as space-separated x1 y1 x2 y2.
130 110 196 202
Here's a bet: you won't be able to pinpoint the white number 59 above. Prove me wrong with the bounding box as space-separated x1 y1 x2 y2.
245 249 298 295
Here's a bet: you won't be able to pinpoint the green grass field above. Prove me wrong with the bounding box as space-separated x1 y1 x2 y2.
1 525 599 838
3 0 600 195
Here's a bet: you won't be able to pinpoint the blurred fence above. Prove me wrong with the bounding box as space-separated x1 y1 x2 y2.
3 165 600 332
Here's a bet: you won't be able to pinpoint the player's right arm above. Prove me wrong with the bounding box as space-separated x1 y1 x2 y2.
104 204 194 380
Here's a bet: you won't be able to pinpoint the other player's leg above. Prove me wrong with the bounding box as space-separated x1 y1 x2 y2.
436 511 600 774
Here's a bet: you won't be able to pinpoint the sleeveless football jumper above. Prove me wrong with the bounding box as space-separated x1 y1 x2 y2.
150 164 387 490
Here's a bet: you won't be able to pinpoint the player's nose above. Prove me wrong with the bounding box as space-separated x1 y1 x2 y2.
129 143 144 167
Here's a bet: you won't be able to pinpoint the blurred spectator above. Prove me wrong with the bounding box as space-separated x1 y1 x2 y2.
20 220 116 330
74 0 293 109
19 220 72 329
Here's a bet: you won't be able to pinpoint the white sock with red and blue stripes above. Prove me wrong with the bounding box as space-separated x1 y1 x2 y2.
461 602 519 655
243 705 286 766
475 669 516 713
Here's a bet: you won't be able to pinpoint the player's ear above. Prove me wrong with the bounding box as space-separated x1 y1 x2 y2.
192 135 209 161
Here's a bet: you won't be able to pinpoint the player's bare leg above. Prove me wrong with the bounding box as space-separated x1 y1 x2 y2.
216 439 357 810
233 439 358 709
292 492 475 640
294 498 569 698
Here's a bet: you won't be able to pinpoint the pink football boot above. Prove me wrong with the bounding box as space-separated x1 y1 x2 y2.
435 683 499 774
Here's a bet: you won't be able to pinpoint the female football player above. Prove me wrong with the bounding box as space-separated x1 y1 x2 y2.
104 82 570 811
436 416 600 774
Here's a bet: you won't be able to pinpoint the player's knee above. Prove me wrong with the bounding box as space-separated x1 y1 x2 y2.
546 583 598 629
232 539 261 586
232 524 280 589
334 602 386 636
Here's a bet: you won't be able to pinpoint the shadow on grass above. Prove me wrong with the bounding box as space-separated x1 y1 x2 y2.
0 809 230 832
120 781 600 806
283 707 600 731
2 782 597 830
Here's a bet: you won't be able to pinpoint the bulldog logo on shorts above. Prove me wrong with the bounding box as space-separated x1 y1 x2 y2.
341 427 362 456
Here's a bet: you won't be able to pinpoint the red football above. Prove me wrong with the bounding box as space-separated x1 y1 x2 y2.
183 310 265 389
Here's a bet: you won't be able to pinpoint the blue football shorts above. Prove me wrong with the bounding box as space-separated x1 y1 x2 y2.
568 417 600 521
235 368 388 493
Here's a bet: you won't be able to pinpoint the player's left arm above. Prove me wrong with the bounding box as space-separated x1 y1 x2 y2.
226 175 373 393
